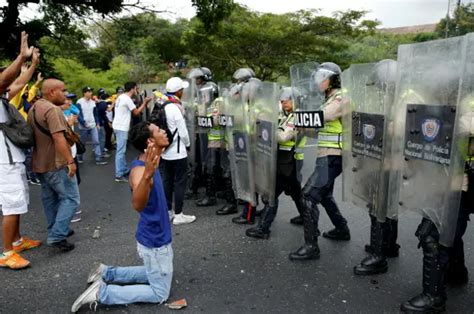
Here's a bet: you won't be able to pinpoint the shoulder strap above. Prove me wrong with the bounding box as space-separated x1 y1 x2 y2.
33 106 52 137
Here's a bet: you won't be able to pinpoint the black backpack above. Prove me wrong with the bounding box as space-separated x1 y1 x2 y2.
0 97 34 161
149 99 178 150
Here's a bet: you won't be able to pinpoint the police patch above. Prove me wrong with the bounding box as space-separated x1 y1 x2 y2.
362 124 376 141
421 118 441 142
261 128 269 142
238 137 245 150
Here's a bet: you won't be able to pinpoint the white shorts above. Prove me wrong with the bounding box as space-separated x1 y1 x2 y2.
0 163 29 216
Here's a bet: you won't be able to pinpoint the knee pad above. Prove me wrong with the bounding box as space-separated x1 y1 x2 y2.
416 219 440 257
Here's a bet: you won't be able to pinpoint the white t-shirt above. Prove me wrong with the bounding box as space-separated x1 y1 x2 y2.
77 98 96 128
0 102 25 164
112 94 136 132
162 102 190 160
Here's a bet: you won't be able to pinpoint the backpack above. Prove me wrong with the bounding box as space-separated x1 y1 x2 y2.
149 99 178 149
0 97 34 152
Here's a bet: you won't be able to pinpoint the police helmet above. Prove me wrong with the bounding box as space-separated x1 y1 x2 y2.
187 68 205 80
279 87 302 102
233 68 255 83
241 78 262 103
371 59 397 90
312 62 342 90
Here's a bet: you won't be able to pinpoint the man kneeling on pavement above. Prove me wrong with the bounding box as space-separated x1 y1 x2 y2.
72 121 174 311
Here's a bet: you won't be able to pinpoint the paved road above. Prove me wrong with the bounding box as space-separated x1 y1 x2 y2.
1 149 473 313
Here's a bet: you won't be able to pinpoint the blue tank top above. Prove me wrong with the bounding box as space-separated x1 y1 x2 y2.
131 159 172 248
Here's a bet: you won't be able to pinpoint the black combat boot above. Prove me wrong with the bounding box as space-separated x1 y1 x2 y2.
322 226 351 241
245 227 270 239
196 174 217 206
246 205 277 239
289 198 320 260
365 218 400 257
216 203 238 215
216 178 238 215
289 215 303 225
400 222 447 313
354 219 387 275
232 203 256 225
400 254 447 313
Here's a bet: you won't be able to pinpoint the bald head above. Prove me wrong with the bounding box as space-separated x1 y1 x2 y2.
41 78 66 106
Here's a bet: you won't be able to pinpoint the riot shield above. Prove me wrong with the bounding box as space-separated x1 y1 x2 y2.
249 82 279 206
341 62 397 222
196 81 218 133
222 82 256 205
391 36 466 246
181 80 196 167
290 62 325 186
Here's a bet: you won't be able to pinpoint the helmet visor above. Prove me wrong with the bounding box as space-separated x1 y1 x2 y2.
312 68 336 87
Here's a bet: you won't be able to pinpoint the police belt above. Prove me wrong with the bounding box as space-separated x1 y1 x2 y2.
318 134 342 143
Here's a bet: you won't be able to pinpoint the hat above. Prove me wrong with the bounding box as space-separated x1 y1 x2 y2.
166 77 189 93
82 86 93 93
116 86 124 94
97 88 106 96
66 93 77 99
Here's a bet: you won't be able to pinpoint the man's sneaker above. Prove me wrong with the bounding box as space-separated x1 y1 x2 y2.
87 263 107 284
71 215 82 223
0 251 30 269
173 213 196 225
71 279 102 312
29 178 41 186
95 159 108 165
48 239 75 252
115 176 128 183
13 237 42 253
77 159 84 164
101 153 111 158
75 210 82 215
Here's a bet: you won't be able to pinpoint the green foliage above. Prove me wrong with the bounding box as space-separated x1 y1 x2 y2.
191 0 236 32
52 56 132 95
183 7 379 81
436 3 474 37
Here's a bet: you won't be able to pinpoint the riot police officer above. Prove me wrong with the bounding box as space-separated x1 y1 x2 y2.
289 62 350 260
343 60 401 276
245 87 306 239
228 69 261 225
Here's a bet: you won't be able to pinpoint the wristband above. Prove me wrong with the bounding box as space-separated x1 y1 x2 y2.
67 160 75 165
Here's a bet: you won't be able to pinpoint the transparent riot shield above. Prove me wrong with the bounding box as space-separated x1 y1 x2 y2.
341 62 397 222
181 80 196 167
250 82 279 206
290 62 325 187
391 36 466 246
222 83 256 205
196 82 218 133
141 83 166 119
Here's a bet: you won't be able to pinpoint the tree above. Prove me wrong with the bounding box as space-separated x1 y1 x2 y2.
436 3 474 38
182 7 379 81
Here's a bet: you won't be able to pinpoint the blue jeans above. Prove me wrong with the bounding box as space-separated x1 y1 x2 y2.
37 168 80 244
98 242 173 305
79 127 101 161
98 126 106 155
114 129 129 178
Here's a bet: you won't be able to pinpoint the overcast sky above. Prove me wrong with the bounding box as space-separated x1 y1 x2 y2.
0 0 456 28
151 0 452 28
